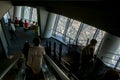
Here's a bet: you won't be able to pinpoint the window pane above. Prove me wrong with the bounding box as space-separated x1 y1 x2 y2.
78 24 97 46
66 20 81 43
24 6 31 20
95 30 106 51
56 15 68 39
31 8 37 22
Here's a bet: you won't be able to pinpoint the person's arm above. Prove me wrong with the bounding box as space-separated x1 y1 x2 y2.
42 47 46 55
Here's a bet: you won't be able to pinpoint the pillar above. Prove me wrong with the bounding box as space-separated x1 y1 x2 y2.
14 6 22 20
44 13 57 38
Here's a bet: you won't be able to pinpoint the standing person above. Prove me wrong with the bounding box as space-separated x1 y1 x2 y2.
22 41 30 62
80 39 97 79
24 20 29 31
19 18 24 27
34 22 39 37
26 37 45 80
8 19 17 40
14 17 19 27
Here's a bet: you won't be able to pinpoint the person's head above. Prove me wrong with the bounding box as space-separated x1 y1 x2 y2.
15 17 17 19
24 42 29 48
33 37 40 46
90 39 97 46
103 69 119 80
33 21 35 23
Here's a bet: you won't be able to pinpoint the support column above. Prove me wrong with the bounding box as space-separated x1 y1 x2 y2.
14 6 22 20
44 13 57 38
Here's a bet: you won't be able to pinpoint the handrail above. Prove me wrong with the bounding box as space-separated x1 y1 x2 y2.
52 36 67 46
44 55 70 80
0 57 19 80
101 56 118 61
99 51 120 56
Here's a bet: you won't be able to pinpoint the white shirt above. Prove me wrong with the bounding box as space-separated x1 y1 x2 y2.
27 45 45 74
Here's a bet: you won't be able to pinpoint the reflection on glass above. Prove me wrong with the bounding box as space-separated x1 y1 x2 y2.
78 24 97 46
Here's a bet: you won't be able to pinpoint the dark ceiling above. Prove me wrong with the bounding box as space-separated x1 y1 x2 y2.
11 0 120 37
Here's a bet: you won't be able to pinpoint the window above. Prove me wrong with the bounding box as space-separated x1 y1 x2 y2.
55 15 68 39
24 6 31 20
78 24 97 46
31 8 37 22
95 30 106 52
66 19 81 43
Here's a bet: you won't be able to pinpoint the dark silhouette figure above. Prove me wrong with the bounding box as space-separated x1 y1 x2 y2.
9 28 16 40
19 18 24 27
22 41 30 62
80 39 97 79
8 19 17 40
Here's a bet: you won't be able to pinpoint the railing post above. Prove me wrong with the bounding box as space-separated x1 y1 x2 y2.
53 42 56 59
59 44 62 62
49 41 51 56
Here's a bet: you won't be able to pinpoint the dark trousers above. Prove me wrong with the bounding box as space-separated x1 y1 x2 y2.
9 30 16 39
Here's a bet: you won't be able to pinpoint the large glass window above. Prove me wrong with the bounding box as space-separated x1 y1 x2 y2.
31 8 37 22
95 30 106 52
66 19 81 43
55 15 68 39
24 6 31 20
78 24 97 46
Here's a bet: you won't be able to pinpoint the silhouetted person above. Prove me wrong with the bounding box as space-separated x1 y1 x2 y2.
9 19 17 40
19 18 24 27
80 39 97 79
22 41 30 62
24 20 29 28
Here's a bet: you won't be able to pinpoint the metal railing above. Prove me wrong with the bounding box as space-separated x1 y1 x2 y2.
0 57 19 80
44 55 70 80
